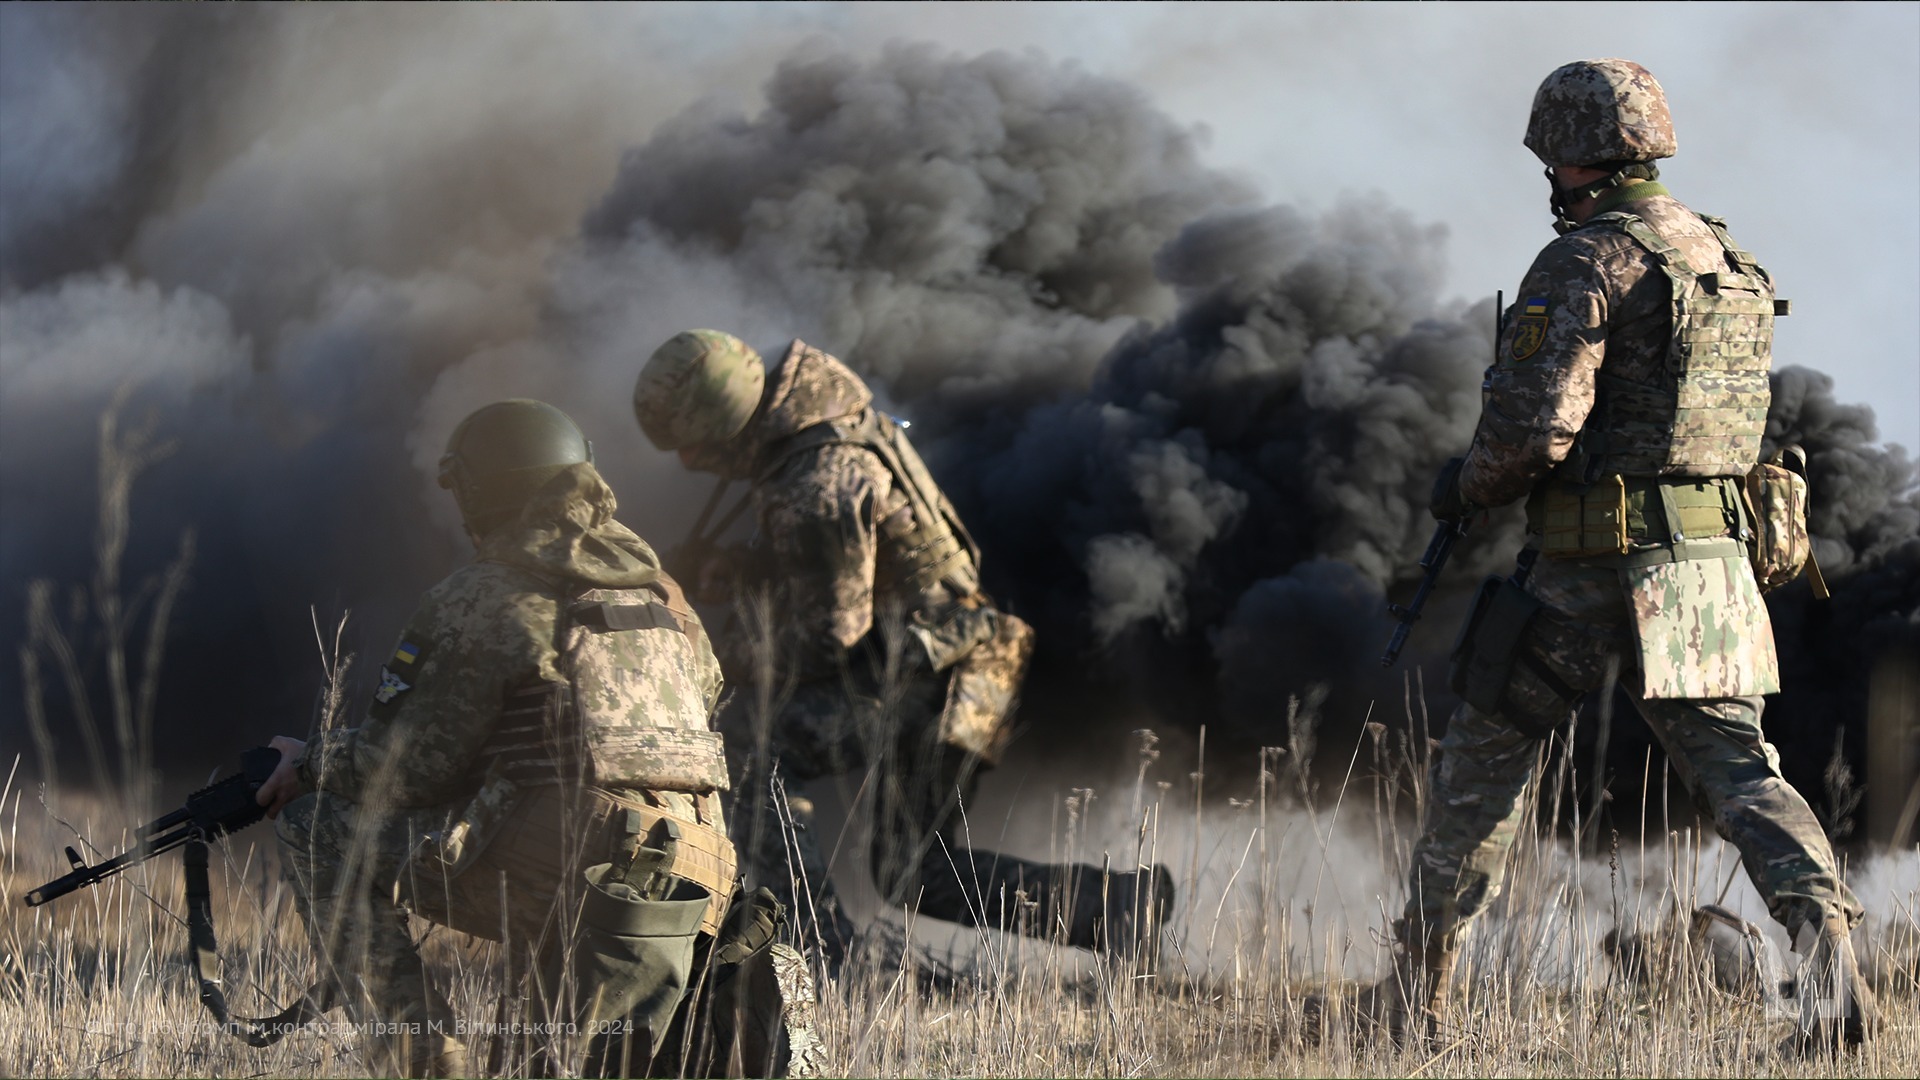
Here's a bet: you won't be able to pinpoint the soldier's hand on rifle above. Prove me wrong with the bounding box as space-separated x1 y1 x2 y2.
255 735 306 819
1430 455 1472 522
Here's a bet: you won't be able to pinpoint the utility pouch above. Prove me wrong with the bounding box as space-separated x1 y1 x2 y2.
1449 574 1545 719
1742 445 1825 595
937 608 1035 766
1533 475 1630 557
564 864 712 1060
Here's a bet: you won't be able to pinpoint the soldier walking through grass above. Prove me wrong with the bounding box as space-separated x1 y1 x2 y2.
1318 58 1877 1054
633 331 1175 972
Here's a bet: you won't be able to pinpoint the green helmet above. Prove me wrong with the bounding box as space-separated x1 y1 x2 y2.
438 399 594 532
633 329 766 451
1524 58 1676 167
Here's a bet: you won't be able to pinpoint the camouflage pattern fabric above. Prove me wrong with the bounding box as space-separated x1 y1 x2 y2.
708 344 1125 960
1460 188 1765 510
1624 555 1779 698
1404 550 1861 951
634 330 767 452
1415 178 1859 960
1525 58 1676 167
279 462 751 1072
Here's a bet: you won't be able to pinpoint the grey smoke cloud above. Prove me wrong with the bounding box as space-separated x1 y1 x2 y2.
0 8 1912 840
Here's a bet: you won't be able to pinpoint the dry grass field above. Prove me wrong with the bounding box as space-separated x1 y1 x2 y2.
5 417 1913 1078
3 725 1915 1079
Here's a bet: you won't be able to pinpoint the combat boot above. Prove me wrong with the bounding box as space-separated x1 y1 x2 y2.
1303 924 1457 1049
1786 911 1878 1056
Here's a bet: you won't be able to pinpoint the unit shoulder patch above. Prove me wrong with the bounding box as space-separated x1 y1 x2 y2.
1508 296 1550 363
373 667 413 705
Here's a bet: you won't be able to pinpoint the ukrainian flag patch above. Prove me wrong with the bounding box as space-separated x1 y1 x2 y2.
1509 296 1550 362
394 642 421 666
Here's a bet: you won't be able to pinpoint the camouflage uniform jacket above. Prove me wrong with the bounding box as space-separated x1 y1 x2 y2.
732 342 982 684
297 465 726 808
1461 183 1766 509
1463 184 1780 698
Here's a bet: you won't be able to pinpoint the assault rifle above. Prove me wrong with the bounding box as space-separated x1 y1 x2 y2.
23 746 280 908
24 746 328 1046
1380 516 1470 667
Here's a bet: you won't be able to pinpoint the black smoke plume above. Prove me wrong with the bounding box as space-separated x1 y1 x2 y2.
3 17 1913 836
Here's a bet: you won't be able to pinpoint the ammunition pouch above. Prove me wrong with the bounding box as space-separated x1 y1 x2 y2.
415 784 736 939
1528 474 1749 563
1448 572 1579 738
598 789 737 936
934 605 1035 766
1742 445 1826 595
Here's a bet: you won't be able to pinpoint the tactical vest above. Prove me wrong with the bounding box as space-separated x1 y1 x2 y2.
761 408 984 598
481 573 730 796
1562 211 1776 482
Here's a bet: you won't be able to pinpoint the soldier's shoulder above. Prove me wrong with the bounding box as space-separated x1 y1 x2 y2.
760 440 888 501
415 561 561 639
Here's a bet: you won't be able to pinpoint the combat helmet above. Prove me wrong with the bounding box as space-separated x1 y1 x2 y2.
633 329 767 451
439 399 594 533
1525 58 1676 167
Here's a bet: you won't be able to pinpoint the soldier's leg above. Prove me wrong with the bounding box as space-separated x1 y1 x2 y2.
719 681 863 963
1401 702 1542 946
1632 692 1861 935
276 791 467 1077
1631 690 1874 1047
1403 555 1629 946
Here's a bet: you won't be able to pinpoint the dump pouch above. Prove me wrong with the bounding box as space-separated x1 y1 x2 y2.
907 595 1000 674
559 864 711 1066
653 887 820 1078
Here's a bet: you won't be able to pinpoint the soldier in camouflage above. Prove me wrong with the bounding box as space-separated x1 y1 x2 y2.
1322 59 1875 1052
634 331 1175 970
256 400 813 1078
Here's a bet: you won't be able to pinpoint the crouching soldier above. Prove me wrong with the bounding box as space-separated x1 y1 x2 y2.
256 399 816 1077
632 331 1176 971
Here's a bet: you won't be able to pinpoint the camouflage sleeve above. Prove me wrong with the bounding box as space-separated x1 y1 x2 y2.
754 444 883 681
298 566 556 806
1458 239 1610 509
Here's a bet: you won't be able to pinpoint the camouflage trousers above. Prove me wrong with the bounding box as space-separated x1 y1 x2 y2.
722 666 1114 964
276 785 712 1075
1404 552 1863 948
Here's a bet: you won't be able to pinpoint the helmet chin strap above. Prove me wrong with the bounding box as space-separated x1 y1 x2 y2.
1546 162 1661 234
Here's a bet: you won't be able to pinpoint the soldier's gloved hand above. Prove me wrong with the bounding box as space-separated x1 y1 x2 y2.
1429 455 1472 522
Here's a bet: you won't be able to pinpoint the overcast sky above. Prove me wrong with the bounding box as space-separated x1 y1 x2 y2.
666 1 1920 452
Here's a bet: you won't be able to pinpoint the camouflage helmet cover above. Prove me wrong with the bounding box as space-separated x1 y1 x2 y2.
1525 58 1677 167
633 329 767 451
439 398 593 530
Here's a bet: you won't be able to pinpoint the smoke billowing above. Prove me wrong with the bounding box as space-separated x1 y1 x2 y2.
2 11 1914 840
